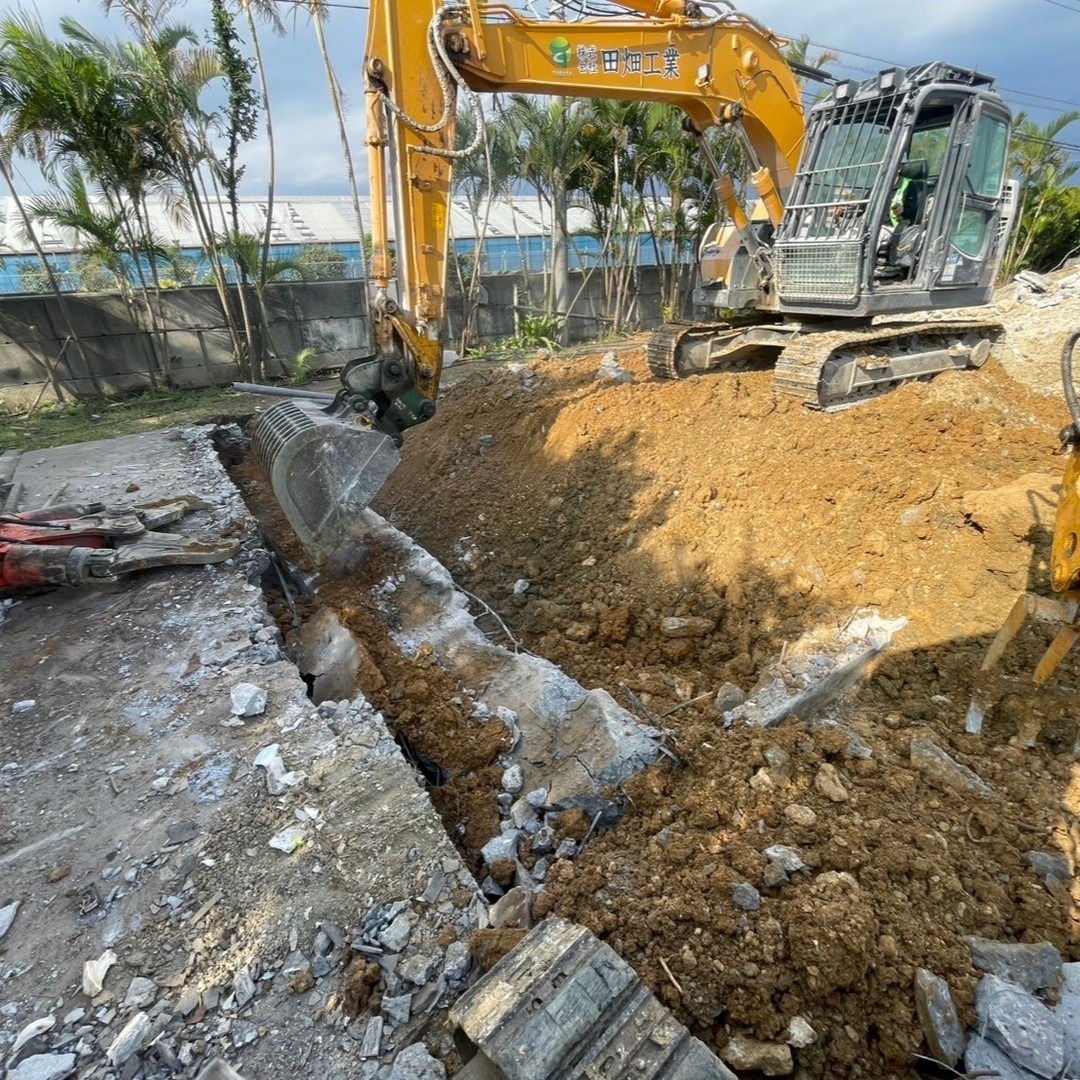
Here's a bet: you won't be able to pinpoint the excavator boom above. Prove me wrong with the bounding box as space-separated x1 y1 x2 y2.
253 2 1014 558
255 0 805 556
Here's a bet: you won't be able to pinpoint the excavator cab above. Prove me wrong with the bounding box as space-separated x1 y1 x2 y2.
697 63 1014 316
677 62 1016 407
770 62 1015 316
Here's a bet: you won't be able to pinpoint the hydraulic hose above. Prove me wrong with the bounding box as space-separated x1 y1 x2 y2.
1063 331 1080 430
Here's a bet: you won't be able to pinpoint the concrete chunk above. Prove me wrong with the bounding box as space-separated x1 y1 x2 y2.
964 1035 1041 1080
107 1011 151 1066
0 899 20 941
976 974 1064 1078
914 968 965 1067
387 1042 446 1079
8 1055 77 1080
1025 850 1070 886
720 1035 793 1076
1055 962 1080 1069
660 616 716 639
910 737 992 797
230 682 267 717
194 1063 248 1080
965 937 1063 995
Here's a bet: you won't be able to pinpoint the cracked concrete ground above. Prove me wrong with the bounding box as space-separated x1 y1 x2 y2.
0 431 480 1079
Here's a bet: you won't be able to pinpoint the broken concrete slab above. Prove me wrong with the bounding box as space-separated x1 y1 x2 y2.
914 968 965 1068
7 1054 76 1080
720 1035 793 1076
351 511 664 808
194 1063 248 1080
0 429 484 1079
964 1035 1041 1080
723 610 907 728
388 1042 447 1079
450 917 736 1079
910 738 993 797
975 974 1065 1078
0 899 20 941
1025 850 1071 887
1055 962 1080 1069
296 607 364 703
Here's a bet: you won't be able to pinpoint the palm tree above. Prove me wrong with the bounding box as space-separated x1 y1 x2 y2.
502 95 597 343
224 230 307 371
28 170 130 292
783 35 838 100
1006 111 1080 274
0 12 112 397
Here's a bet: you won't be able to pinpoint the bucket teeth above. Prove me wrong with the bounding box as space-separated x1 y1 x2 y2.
252 399 401 558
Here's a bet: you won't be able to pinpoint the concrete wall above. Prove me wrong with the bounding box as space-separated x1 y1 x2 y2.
447 264 687 346
0 267 686 407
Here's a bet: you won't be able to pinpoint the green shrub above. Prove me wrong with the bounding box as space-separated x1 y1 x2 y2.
296 246 348 282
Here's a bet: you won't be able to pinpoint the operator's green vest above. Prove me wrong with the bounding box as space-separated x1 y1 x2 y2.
890 177 912 227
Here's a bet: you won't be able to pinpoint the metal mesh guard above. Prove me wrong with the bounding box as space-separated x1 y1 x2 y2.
252 399 401 558
777 242 863 302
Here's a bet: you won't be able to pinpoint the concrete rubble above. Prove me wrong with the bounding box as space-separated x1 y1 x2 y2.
0 431 486 1078
2 421 1077 1079
720 610 907 729
910 951 1080 1080
0 425 696 1079
353 508 666 810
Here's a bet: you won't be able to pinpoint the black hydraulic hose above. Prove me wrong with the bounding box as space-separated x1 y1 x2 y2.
1063 331 1080 430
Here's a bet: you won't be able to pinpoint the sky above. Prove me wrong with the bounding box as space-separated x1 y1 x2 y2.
8 0 1080 197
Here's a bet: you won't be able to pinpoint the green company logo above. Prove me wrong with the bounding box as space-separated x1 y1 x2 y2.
550 36 571 68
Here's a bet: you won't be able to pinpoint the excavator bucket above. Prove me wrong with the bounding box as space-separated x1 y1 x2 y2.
251 398 400 558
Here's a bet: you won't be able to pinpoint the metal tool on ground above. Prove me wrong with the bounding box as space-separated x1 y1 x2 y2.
966 331 1080 735
0 496 241 594
253 1 1017 554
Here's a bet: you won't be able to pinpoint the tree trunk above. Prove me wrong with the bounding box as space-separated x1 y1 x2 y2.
552 179 570 346
244 6 278 351
183 160 249 379
311 6 368 279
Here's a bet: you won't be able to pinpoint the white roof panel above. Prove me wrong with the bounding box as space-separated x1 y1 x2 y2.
0 194 593 257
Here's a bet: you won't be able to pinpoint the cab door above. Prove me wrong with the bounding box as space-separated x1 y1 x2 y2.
934 104 1012 288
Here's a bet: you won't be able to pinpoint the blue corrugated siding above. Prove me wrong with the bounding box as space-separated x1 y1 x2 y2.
0 235 689 295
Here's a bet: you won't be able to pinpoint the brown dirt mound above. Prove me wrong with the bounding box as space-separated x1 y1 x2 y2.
371 327 1080 1077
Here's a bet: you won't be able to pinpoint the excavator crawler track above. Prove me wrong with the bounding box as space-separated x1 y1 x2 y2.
649 318 1000 409
773 319 1001 409
647 318 779 381
647 321 725 380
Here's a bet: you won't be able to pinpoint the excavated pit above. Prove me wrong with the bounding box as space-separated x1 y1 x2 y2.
222 274 1080 1079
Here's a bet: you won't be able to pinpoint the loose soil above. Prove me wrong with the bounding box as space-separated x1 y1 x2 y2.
225 276 1080 1078
348 278 1080 1078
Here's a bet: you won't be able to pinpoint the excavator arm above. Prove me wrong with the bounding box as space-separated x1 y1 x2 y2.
362 0 804 425
254 1 804 557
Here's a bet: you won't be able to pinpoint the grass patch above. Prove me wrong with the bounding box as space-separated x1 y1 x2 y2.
0 386 262 452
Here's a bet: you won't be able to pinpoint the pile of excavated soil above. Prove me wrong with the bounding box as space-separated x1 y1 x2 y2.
362 280 1080 1078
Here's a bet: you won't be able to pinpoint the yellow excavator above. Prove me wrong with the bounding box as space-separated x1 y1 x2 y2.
252 0 1017 554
